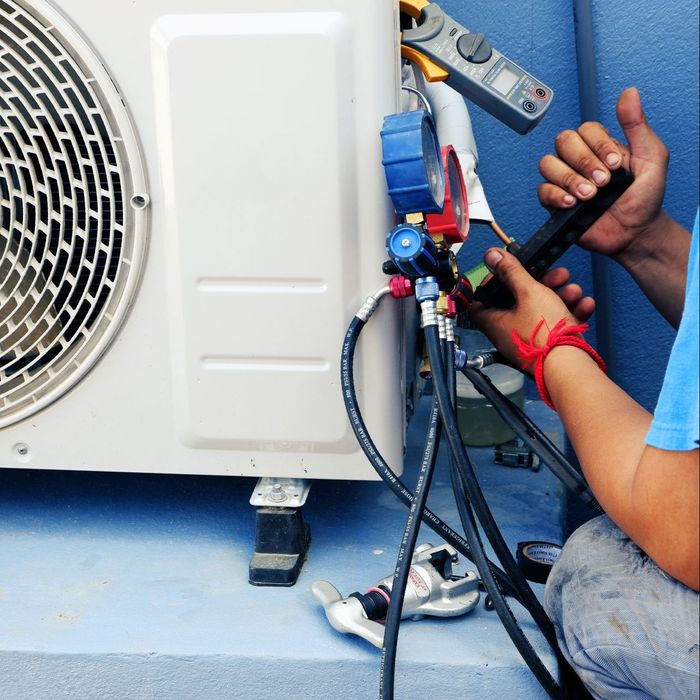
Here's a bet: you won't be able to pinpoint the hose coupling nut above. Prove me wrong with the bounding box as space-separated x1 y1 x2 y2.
445 317 456 343
438 313 447 340
454 348 467 370
420 299 439 327
356 295 380 323
415 276 440 303
466 351 499 369
389 276 414 299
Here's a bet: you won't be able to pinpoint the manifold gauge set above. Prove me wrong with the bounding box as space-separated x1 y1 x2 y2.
312 2 630 699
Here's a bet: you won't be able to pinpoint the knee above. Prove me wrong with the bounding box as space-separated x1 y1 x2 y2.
544 515 633 641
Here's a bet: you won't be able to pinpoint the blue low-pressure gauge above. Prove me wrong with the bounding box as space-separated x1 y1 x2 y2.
386 224 439 278
380 110 445 215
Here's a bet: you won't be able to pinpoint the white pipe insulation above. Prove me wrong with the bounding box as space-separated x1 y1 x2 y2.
424 81 494 224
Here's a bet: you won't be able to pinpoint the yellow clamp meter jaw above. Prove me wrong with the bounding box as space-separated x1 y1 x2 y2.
399 0 430 20
400 0 448 82
399 0 553 134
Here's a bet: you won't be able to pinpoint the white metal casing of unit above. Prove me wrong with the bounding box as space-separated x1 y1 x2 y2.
0 0 405 479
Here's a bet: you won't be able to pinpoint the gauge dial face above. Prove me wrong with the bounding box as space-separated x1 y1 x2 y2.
424 146 469 244
380 110 446 215
421 117 445 210
447 149 469 239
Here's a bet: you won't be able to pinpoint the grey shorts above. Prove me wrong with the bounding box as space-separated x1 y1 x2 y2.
544 515 699 699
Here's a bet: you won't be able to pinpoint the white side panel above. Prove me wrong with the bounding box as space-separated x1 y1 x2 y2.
0 0 404 479
152 13 356 449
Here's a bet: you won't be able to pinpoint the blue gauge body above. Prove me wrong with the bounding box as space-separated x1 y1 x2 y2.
386 224 439 278
380 110 445 215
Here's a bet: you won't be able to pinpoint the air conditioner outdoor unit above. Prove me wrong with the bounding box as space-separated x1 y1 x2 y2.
0 0 405 481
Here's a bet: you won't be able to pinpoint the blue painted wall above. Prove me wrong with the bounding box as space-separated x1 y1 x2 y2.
442 0 699 411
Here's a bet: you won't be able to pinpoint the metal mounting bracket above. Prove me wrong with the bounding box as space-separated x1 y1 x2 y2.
249 477 311 508
248 478 312 587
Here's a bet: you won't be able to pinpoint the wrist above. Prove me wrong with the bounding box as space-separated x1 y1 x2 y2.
543 346 601 401
543 345 605 410
512 319 606 410
613 210 671 271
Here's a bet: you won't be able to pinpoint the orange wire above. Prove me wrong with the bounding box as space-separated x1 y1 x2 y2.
489 220 512 245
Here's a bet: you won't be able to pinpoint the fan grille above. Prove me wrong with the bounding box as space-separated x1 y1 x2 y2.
0 0 147 427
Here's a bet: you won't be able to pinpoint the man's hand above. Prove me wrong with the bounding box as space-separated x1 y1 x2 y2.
470 249 595 370
537 87 669 262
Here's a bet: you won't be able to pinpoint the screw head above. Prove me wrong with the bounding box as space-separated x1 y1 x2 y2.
269 483 288 503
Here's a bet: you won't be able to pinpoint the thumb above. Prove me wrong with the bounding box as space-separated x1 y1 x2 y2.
616 87 666 161
484 248 531 298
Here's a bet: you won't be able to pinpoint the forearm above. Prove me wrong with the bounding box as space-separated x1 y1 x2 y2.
615 211 691 327
545 347 651 514
545 346 699 589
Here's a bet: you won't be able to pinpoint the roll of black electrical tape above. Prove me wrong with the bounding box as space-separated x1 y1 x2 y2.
516 541 562 584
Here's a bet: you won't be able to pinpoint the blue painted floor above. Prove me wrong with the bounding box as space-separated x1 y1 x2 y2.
0 398 565 699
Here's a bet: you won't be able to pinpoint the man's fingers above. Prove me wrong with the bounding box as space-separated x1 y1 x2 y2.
616 87 669 164
558 283 583 308
572 296 596 322
541 267 571 290
577 121 629 171
538 182 578 209
483 248 532 299
557 284 596 322
539 153 598 200
556 284 595 322
554 129 612 188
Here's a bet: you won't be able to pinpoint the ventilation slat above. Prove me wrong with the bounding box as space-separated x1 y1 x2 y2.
0 0 145 426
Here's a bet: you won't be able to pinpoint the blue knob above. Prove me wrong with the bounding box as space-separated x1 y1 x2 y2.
386 224 439 278
380 110 445 215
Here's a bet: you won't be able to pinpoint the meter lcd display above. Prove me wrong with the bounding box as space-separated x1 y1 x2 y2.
492 66 519 96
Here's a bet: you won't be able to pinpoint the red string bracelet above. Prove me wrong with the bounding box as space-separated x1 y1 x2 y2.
512 318 607 411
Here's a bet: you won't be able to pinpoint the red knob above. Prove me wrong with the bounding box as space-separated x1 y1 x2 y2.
451 275 474 312
389 276 414 299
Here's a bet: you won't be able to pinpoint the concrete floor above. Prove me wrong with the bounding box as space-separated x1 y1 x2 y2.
0 398 565 699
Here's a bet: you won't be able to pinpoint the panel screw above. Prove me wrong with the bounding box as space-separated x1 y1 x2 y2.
130 193 150 209
16 443 28 456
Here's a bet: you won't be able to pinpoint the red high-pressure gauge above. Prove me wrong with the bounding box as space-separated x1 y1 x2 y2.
425 146 469 245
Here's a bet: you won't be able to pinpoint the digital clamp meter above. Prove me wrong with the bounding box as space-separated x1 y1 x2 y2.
402 3 553 135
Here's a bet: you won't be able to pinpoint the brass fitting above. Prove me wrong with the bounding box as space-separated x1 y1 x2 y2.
436 292 450 316
419 352 432 379
405 212 425 226
429 232 449 250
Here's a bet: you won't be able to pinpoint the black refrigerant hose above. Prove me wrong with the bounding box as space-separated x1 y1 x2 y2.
445 338 482 565
461 367 602 513
342 310 569 697
340 315 521 600
425 324 558 648
445 338 484 557
341 303 599 698
380 396 442 700
424 322 563 698
445 339 493 610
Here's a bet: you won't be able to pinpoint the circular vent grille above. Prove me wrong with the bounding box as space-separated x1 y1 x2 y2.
0 0 147 428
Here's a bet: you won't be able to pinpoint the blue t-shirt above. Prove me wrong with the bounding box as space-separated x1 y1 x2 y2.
646 211 699 451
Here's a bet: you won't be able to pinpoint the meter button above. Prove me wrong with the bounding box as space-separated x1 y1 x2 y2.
523 100 537 113
456 32 493 64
